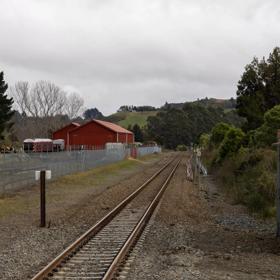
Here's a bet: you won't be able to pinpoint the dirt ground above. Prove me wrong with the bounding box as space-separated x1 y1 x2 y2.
127 156 280 280
0 152 172 280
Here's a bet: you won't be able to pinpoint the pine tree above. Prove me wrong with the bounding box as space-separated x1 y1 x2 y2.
236 47 280 130
132 124 144 142
0 71 14 139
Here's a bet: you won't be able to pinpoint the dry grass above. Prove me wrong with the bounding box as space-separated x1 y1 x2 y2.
0 196 32 218
0 154 159 219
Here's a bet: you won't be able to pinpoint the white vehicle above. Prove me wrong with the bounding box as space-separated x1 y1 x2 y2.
53 139 65 151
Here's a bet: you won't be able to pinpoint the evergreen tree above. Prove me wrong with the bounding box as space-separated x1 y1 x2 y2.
132 124 144 142
83 107 104 120
0 72 14 139
236 47 280 130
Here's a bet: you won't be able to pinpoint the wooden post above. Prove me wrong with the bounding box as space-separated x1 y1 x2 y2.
40 170 46 227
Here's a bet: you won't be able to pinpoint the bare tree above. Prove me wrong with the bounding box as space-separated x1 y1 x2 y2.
10 80 84 140
10 80 83 118
28 81 66 117
65 92 84 119
10 81 30 114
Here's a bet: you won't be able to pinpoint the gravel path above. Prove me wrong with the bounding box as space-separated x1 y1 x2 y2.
0 153 172 280
126 156 280 280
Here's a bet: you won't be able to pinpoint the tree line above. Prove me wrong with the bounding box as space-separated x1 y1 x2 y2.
145 103 242 149
118 105 157 112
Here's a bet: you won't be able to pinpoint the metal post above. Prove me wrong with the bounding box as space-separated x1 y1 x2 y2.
40 170 46 227
197 155 200 189
194 153 198 185
277 143 280 237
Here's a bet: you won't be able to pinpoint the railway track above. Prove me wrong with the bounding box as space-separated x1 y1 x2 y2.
31 156 180 280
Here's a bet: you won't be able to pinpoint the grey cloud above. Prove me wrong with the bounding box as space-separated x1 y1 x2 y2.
1 0 280 114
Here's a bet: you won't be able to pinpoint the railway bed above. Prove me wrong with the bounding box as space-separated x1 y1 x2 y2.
31 156 180 280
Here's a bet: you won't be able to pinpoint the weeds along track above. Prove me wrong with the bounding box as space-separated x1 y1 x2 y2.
31 156 181 280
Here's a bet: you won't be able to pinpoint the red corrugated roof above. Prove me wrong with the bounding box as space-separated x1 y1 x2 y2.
53 122 80 134
71 122 80 127
93 119 133 134
69 119 133 134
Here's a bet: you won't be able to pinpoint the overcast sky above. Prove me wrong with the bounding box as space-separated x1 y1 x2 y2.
0 0 279 115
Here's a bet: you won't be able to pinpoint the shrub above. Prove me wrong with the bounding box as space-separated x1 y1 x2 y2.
246 192 267 213
250 105 280 147
176 144 187 151
218 127 245 161
199 133 210 148
264 104 280 128
214 147 277 217
210 122 232 146
203 112 278 217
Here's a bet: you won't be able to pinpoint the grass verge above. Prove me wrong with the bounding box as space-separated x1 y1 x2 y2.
0 154 160 219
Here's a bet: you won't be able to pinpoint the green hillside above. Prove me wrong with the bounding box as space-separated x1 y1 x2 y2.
105 98 237 129
106 111 158 128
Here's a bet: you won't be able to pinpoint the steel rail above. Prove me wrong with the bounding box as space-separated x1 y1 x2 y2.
31 156 176 280
102 159 181 280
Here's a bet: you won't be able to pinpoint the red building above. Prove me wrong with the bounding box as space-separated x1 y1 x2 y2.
52 122 80 147
53 119 134 149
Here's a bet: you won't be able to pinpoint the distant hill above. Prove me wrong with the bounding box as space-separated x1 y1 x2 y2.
106 111 157 128
105 98 237 128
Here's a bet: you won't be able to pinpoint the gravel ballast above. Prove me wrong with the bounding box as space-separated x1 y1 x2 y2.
126 156 280 280
0 153 172 280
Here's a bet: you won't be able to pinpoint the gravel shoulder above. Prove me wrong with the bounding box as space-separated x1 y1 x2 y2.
126 156 280 280
0 152 172 280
